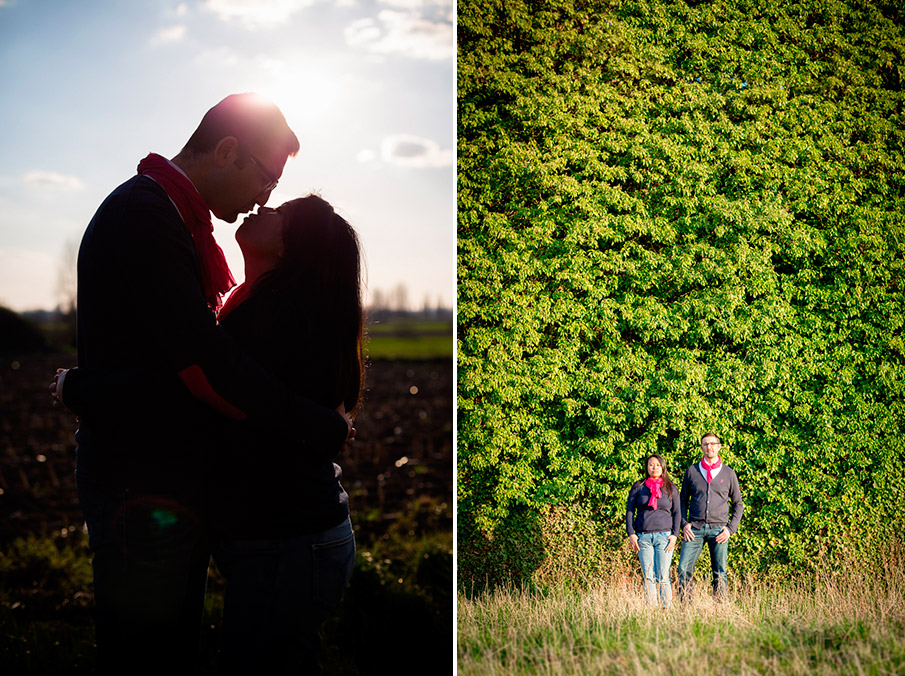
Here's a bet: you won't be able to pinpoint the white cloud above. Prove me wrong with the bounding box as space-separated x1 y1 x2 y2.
377 0 425 9
163 3 189 19
151 24 188 43
250 54 286 76
356 148 377 163
345 6 452 60
202 0 315 29
23 171 85 191
381 134 452 168
345 18 381 47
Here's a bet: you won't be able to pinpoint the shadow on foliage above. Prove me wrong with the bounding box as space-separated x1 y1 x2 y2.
321 546 453 675
457 505 545 597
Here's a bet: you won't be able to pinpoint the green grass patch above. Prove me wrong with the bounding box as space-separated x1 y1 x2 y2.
0 535 96 674
366 318 453 359
367 335 453 360
367 320 452 335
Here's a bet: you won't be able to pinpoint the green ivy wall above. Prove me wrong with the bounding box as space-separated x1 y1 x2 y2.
457 0 905 588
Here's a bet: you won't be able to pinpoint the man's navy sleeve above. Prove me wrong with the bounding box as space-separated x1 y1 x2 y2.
679 467 691 529
728 470 744 534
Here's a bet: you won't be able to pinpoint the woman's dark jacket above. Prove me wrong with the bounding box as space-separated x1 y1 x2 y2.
211 286 350 538
625 480 681 538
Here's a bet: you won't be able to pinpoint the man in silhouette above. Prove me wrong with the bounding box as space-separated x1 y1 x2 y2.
59 94 350 674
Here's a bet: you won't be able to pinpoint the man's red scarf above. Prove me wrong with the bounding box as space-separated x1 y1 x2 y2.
701 457 722 483
137 153 235 312
644 477 663 510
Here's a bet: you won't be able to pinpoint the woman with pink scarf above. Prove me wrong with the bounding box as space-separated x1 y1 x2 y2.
625 454 681 608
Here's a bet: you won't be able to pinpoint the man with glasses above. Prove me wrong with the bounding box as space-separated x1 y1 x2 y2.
58 93 351 674
676 432 744 602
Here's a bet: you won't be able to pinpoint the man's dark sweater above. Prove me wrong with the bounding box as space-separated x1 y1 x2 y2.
679 462 743 534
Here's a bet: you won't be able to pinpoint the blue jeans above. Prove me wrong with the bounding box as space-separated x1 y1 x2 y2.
636 531 674 608
77 478 211 675
215 517 355 675
676 524 729 601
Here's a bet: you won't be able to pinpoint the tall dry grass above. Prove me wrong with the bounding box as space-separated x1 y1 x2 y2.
457 555 905 675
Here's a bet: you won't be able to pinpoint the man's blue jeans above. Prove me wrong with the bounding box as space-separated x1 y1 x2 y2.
676 523 729 601
215 516 355 675
636 531 674 608
77 478 211 675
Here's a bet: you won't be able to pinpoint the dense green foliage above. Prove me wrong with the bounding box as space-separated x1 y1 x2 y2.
457 0 905 588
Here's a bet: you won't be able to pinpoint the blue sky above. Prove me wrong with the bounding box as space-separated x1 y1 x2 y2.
0 0 454 312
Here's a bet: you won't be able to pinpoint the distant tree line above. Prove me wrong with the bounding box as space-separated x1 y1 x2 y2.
458 0 905 588
368 284 451 316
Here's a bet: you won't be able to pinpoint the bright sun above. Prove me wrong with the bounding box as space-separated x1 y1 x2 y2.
255 61 353 133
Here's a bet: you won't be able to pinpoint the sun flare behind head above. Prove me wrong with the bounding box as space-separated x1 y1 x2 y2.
254 61 352 135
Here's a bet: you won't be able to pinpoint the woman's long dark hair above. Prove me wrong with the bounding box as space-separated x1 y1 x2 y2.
641 453 676 498
253 194 364 414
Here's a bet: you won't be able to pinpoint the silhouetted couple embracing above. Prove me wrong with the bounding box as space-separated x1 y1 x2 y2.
625 433 744 608
51 94 363 674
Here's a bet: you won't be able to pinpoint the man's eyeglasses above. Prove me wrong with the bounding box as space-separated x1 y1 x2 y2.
702 442 721 447
246 153 279 193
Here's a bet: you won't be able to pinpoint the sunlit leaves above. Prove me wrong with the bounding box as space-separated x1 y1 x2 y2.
458 0 905 586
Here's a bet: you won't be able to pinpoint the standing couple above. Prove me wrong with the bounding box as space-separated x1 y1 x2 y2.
625 433 744 607
51 94 363 674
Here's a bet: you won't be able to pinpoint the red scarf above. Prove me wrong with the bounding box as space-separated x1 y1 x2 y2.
217 282 251 321
701 457 722 483
644 477 663 510
137 153 235 312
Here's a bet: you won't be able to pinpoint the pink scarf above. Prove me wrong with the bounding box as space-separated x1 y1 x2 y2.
217 282 251 321
644 477 663 510
701 457 722 483
137 153 235 312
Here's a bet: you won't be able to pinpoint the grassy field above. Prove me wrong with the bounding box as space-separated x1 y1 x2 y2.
457 561 905 675
366 319 453 360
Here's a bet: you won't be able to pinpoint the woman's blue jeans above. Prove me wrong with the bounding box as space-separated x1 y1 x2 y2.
676 524 729 601
636 531 674 608
215 516 355 675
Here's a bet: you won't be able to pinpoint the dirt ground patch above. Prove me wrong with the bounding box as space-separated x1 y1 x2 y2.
0 353 453 546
